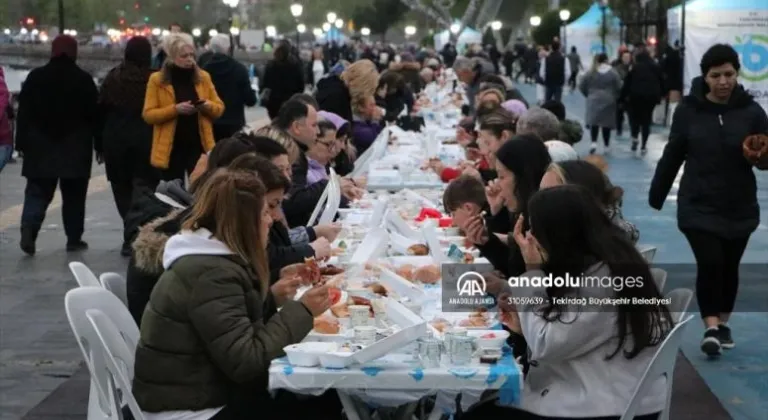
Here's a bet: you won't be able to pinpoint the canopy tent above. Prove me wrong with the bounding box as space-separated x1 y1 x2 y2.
433 23 483 53
314 27 348 44
564 2 623 71
667 0 768 111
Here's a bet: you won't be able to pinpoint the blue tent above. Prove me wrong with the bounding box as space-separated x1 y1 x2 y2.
668 0 767 12
567 2 622 30
564 2 623 65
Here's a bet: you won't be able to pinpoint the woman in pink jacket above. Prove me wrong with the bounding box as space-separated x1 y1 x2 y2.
0 67 12 172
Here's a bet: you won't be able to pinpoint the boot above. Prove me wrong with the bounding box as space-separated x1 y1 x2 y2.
20 227 38 256
66 239 89 252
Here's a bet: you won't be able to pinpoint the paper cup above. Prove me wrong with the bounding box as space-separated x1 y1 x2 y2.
349 305 371 328
354 326 377 346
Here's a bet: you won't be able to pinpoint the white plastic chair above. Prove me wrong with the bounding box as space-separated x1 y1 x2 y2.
422 225 450 264
619 315 694 420
306 180 331 227
99 273 128 307
651 268 667 292
368 196 389 228
638 245 657 263
318 168 342 225
87 309 146 420
65 288 139 420
69 261 101 287
665 288 694 324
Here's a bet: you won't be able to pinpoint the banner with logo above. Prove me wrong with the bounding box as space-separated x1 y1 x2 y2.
673 9 768 112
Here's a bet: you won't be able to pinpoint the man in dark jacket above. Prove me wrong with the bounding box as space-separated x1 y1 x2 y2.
16 35 100 255
539 41 570 102
200 34 257 141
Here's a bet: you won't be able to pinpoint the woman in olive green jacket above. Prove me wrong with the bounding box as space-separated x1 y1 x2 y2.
132 167 333 419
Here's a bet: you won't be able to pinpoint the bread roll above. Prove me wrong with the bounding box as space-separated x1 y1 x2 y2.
413 264 441 284
407 244 430 256
314 317 341 334
396 264 415 281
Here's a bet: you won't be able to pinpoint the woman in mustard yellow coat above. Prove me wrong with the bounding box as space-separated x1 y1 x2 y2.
143 33 224 181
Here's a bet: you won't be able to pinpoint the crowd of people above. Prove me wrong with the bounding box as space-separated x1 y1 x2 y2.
2 23 767 420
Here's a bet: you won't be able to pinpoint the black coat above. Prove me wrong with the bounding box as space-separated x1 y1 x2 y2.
201 53 257 128
315 74 353 123
649 77 768 239
267 223 316 282
261 58 305 119
620 59 664 102
16 57 100 179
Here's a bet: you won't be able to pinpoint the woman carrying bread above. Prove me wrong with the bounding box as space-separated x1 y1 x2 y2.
649 44 768 357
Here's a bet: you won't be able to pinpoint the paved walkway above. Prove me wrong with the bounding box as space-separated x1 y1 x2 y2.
518 84 768 420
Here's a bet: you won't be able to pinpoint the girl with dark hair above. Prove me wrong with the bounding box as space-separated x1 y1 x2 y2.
458 133 552 278
261 40 305 119
463 185 670 420
650 43 768 356
99 36 155 255
541 160 639 243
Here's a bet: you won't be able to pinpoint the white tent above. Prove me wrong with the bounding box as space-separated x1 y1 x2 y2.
433 25 483 53
667 0 768 111
564 2 622 71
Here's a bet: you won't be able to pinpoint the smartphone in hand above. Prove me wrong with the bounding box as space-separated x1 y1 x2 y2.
193 100 205 107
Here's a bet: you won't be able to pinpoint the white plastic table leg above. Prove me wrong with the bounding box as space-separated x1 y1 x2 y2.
337 391 368 420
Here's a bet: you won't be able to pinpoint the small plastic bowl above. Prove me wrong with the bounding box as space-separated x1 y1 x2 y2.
283 342 339 367
468 330 510 350
318 351 355 369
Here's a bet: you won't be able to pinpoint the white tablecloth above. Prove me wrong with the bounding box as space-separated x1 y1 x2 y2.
269 352 522 415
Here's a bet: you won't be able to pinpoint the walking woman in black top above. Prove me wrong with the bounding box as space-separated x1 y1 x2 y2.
649 44 768 357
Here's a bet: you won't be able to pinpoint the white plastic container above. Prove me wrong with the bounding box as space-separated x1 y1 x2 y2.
318 352 356 369
283 342 339 367
468 330 510 350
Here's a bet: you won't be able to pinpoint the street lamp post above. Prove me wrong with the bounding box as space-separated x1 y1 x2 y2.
600 0 608 54
529 15 541 41
559 9 570 49
58 0 65 35
290 3 303 46
327 12 337 43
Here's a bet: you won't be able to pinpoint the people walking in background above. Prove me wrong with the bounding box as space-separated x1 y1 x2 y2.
540 41 570 102
98 36 155 255
621 50 664 154
261 40 305 120
0 67 12 173
143 33 224 181
200 34 257 142
15 35 101 255
580 53 622 154
306 47 330 90
649 44 768 357
567 46 582 91
316 59 379 124
613 49 633 137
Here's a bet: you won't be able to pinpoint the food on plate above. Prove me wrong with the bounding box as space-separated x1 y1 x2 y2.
463 252 475 264
459 317 488 327
429 318 451 333
314 316 340 334
331 247 345 256
407 244 430 256
367 283 388 297
320 265 344 276
350 295 372 307
481 333 497 339
330 301 350 318
329 287 342 306
396 264 415 281
413 264 441 284
303 257 322 285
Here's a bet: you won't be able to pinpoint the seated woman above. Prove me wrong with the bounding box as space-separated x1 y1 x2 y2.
541 160 640 243
351 95 384 156
132 167 341 419
376 71 415 123
457 134 552 278
318 110 355 176
462 185 670 420
127 136 260 325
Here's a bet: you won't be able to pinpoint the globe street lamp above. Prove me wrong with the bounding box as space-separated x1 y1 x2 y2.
322 22 331 32
290 4 303 18
209 29 218 37
361 27 371 37
265 25 276 38
327 12 337 24
313 28 323 37
335 19 343 29
491 21 502 31
404 25 416 38
450 23 460 34
192 28 202 37
530 16 541 27
559 9 570 48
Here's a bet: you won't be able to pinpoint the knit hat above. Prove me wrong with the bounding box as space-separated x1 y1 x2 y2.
318 111 349 131
545 140 579 162
51 35 78 59
124 36 152 68
501 99 528 117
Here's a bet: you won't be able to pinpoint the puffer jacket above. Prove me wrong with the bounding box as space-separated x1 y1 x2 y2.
649 76 768 238
132 229 314 412
558 119 584 145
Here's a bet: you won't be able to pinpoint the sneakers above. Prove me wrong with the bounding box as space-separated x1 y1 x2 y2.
66 240 89 252
631 139 639 152
20 227 37 256
701 327 721 356
718 324 735 349
589 142 598 154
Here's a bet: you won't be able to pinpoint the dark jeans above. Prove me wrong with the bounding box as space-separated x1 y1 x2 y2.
627 98 656 147
616 102 626 135
568 72 578 90
21 177 89 240
460 402 661 420
590 126 612 147
213 124 243 143
545 85 564 102
682 229 750 318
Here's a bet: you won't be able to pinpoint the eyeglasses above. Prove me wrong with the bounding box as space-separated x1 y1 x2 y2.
317 140 336 150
